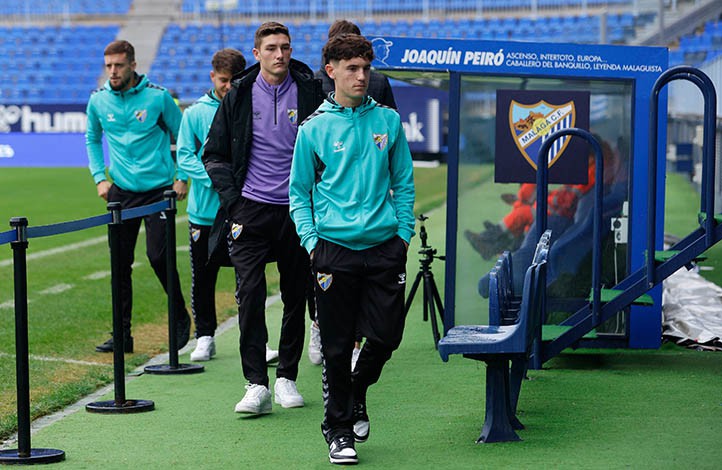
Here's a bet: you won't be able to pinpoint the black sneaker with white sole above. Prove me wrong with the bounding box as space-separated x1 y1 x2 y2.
352 401 370 443
328 435 357 465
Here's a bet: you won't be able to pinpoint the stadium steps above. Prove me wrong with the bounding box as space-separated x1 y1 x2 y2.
112 0 182 79
633 0 722 46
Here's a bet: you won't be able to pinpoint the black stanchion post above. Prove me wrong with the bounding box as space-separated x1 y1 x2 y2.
0 217 65 464
144 191 203 375
86 203 154 414
166 191 178 366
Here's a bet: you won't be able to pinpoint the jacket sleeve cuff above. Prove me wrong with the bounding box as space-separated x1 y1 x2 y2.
397 228 415 245
93 173 107 185
302 236 318 255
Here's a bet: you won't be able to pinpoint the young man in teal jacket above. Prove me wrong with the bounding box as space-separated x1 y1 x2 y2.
86 39 191 353
177 49 242 361
177 48 279 364
289 34 415 465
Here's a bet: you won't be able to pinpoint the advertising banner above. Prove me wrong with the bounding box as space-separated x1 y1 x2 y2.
0 104 90 167
393 86 447 154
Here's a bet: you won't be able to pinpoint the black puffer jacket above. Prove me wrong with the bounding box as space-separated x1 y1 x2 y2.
202 59 324 213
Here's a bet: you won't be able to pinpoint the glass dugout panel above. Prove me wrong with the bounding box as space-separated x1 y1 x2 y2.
453 74 634 333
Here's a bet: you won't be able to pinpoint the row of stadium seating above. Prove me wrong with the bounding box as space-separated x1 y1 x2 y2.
0 25 118 104
182 0 632 15
0 0 130 15
165 13 642 43
669 20 722 66
4 17 719 105
153 14 651 101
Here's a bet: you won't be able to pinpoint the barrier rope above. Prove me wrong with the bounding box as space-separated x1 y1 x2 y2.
1 200 172 245
0 230 16 246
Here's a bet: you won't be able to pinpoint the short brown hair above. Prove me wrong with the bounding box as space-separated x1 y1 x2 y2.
327 20 361 39
211 48 246 76
323 34 374 65
254 21 290 49
104 39 135 63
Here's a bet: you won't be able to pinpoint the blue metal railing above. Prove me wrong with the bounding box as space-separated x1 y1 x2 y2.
535 128 604 324
647 66 717 288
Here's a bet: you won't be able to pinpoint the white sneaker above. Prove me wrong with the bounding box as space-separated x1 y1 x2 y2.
190 336 215 361
234 384 272 414
351 346 361 371
308 322 322 365
274 377 305 408
266 344 279 364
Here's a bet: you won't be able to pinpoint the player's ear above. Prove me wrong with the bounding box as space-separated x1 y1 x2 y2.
325 62 335 80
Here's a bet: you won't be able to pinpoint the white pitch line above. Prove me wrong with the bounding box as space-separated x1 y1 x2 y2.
38 283 74 295
83 270 111 280
0 235 107 268
0 352 108 367
1 262 144 307
81 261 144 281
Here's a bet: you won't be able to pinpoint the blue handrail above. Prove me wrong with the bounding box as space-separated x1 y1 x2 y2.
536 128 604 324
647 66 717 288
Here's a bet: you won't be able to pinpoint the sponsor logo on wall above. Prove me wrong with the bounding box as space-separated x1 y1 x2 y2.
0 104 87 133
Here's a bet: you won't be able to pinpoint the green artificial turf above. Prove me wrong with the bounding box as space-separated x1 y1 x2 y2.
2 166 722 467
664 171 722 286
18 240 722 468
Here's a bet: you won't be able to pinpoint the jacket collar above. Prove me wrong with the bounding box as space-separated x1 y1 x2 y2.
105 73 147 96
232 59 315 90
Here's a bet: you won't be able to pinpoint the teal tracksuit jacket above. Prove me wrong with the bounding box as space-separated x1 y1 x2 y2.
176 89 222 226
86 74 185 192
289 96 416 253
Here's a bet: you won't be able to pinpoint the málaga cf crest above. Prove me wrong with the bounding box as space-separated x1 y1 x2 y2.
509 100 575 170
373 133 388 151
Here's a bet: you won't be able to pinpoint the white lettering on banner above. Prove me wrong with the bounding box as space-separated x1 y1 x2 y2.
1 105 88 133
0 105 22 132
517 105 572 148
398 46 661 75
622 64 663 72
0 144 15 158
400 48 462 65
462 49 504 66
576 55 603 62
540 53 575 61
554 61 591 70
506 59 542 68
21 106 87 133
402 112 425 143
594 63 622 71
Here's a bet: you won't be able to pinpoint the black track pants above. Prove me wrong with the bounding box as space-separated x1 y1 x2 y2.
314 236 408 439
189 222 222 338
107 184 188 333
228 198 308 388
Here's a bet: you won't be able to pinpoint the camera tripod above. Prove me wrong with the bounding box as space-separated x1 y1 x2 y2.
404 214 445 348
